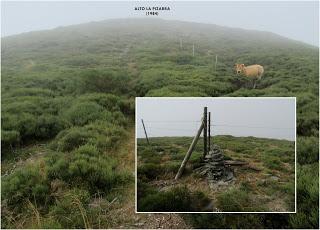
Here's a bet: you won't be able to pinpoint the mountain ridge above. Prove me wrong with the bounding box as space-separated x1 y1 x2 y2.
2 18 317 49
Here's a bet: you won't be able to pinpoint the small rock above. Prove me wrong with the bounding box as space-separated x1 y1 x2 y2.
224 170 234 182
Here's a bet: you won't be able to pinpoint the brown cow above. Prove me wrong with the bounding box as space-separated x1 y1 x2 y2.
234 64 264 89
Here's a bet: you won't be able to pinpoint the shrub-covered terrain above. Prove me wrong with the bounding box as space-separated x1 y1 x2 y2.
1 19 319 228
137 136 295 212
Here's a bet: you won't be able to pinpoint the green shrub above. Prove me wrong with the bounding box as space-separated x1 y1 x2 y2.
216 187 265 212
8 88 55 97
16 113 38 139
81 70 130 94
138 186 192 212
35 115 66 138
51 127 90 152
164 161 181 174
47 145 131 194
1 130 20 147
137 180 157 202
138 184 211 212
138 163 164 181
138 146 162 163
279 181 295 211
64 101 104 126
297 136 319 164
189 151 202 164
51 120 127 152
77 93 126 112
46 154 70 181
48 188 91 228
118 98 135 116
289 163 319 228
182 213 265 229
174 54 194 65
263 157 283 171
134 69 176 96
84 121 127 149
2 112 64 143
2 164 50 209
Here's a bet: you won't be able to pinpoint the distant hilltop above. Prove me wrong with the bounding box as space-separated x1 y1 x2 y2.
2 18 316 49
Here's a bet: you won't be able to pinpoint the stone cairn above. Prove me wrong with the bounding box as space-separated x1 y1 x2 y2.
195 144 234 185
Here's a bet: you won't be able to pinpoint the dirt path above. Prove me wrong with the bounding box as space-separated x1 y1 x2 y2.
109 127 190 229
1 143 48 177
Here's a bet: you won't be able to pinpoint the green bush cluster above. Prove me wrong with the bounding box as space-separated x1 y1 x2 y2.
138 186 192 212
1 130 20 148
50 121 126 152
1 111 67 146
47 145 131 193
1 81 131 228
138 161 184 182
81 69 131 95
2 164 51 210
297 136 319 164
138 163 164 181
47 188 91 228
289 163 319 228
138 184 211 212
1 145 132 228
216 187 266 212
63 102 104 126
1 91 130 153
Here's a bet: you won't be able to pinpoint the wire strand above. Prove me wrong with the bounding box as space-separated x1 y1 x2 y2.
211 124 294 130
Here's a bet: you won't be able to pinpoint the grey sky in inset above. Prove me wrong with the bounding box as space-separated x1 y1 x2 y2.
1 1 319 46
136 98 296 141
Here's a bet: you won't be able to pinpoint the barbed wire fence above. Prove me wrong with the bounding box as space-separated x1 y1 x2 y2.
138 120 294 139
137 117 294 155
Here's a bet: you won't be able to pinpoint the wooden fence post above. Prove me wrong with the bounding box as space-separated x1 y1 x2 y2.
215 55 218 71
208 112 211 153
175 120 204 180
203 107 208 158
192 43 195 57
141 119 150 145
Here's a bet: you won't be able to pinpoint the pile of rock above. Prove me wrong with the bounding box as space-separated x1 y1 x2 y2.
195 144 234 185
205 145 225 181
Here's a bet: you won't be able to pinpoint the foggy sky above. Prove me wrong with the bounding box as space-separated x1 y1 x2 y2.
1 1 319 46
136 98 296 141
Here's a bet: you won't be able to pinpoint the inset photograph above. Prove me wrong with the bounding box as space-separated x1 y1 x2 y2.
136 97 296 213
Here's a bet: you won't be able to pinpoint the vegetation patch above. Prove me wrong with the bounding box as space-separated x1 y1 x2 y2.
137 135 295 212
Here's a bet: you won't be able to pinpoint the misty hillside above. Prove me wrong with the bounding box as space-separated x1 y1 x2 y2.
2 19 317 68
2 19 318 134
1 19 319 228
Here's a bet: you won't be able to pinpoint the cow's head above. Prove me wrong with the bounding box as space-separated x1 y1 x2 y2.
234 63 245 74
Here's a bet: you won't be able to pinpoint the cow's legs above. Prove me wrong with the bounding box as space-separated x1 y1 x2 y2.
253 80 256 89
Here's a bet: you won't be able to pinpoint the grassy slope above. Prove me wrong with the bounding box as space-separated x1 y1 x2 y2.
137 136 295 212
1 19 318 228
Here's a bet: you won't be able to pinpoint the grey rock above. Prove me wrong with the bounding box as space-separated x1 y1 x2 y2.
195 144 234 185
